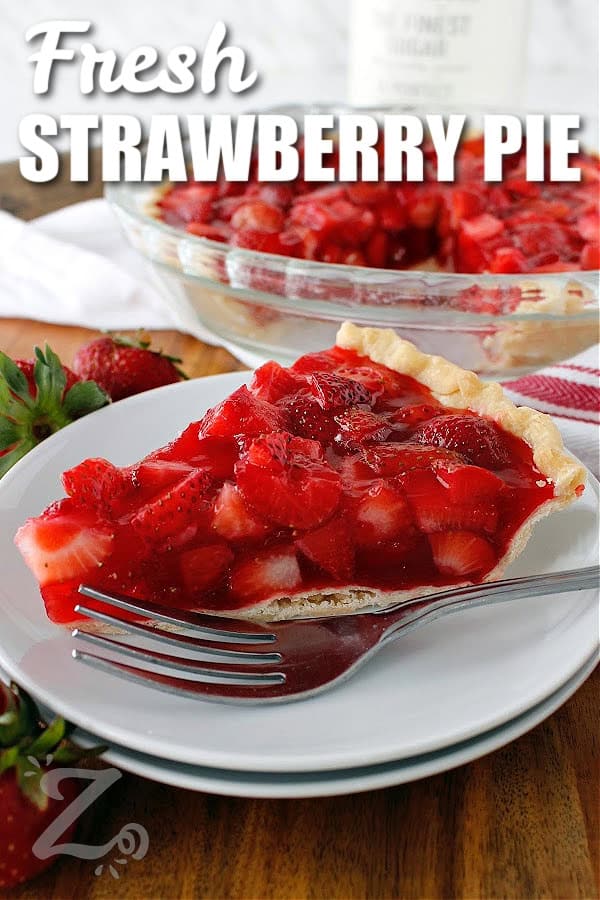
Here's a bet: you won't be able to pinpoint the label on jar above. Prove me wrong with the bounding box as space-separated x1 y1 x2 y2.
348 0 531 108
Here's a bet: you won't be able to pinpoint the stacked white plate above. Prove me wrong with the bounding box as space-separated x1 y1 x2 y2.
0 376 597 798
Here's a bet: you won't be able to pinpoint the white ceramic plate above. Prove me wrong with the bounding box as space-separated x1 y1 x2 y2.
0 375 598 773
2 653 596 798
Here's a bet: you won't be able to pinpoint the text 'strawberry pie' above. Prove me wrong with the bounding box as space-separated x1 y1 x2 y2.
15 324 585 626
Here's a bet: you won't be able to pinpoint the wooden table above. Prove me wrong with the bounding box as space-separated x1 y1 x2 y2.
1 158 598 900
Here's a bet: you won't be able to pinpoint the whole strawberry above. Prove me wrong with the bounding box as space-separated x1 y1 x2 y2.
72 333 188 402
0 346 110 478
0 681 105 889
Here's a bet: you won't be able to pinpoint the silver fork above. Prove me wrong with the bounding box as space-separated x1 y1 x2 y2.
72 566 599 705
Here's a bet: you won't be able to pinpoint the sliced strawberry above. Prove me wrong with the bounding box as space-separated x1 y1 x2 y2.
240 432 324 466
179 543 234 593
253 184 294 207
365 230 389 267
190 436 240 479
62 458 133 516
15 506 113 587
186 222 229 241
40 579 86 625
407 189 440 228
282 394 338 444
362 442 464 477
212 482 269 541
461 214 504 241
308 372 373 409
413 414 510 470
158 184 215 223
433 461 506 494
131 459 195 494
334 364 386 399
336 453 375 491
42 574 154 626
581 242 599 269
296 517 354 580
577 212 599 242
243 432 297 466
130 469 213 546
455 230 487 273
155 421 205 461
401 468 499 534
334 409 392 446
249 360 306 403
235 434 341 530
141 434 239 487
230 548 301 605
199 386 286 438
291 350 339 375
345 183 390 206
231 230 292 255
231 201 284 234
446 187 486 228
488 247 528 273
429 531 495 577
353 481 414 546
388 404 443 427
286 435 324 460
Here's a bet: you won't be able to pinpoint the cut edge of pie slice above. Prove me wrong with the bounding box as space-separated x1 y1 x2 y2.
245 322 586 621
14 323 587 626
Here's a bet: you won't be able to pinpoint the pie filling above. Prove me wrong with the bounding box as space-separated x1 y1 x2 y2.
156 139 599 276
16 347 563 625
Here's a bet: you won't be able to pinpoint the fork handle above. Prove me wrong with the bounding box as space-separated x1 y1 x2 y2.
378 566 599 645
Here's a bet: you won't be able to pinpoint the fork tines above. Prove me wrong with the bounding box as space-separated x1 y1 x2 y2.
72 585 286 698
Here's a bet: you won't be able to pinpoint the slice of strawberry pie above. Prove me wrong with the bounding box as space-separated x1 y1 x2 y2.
15 323 585 626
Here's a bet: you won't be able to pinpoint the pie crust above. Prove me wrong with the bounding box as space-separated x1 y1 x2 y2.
241 323 586 621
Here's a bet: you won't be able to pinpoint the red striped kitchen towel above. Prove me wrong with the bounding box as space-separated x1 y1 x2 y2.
503 345 600 477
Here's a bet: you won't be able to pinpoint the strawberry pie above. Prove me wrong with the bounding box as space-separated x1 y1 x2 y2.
155 138 599 276
15 324 585 625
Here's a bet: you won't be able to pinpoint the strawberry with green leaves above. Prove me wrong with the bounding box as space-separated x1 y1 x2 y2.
0 346 109 479
0 681 105 889
72 332 188 402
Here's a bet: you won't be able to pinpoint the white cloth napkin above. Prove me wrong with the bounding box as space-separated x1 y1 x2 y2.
0 198 597 474
0 200 265 367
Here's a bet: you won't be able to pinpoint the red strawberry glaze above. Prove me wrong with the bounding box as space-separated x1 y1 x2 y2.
156 139 600 279
15 348 558 625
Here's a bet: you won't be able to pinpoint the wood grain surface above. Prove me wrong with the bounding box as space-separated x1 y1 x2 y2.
0 156 598 900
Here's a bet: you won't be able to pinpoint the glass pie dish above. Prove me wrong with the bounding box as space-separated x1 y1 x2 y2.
106 107 599 377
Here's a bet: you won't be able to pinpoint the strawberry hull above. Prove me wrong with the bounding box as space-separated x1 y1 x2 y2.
15 346 560 625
